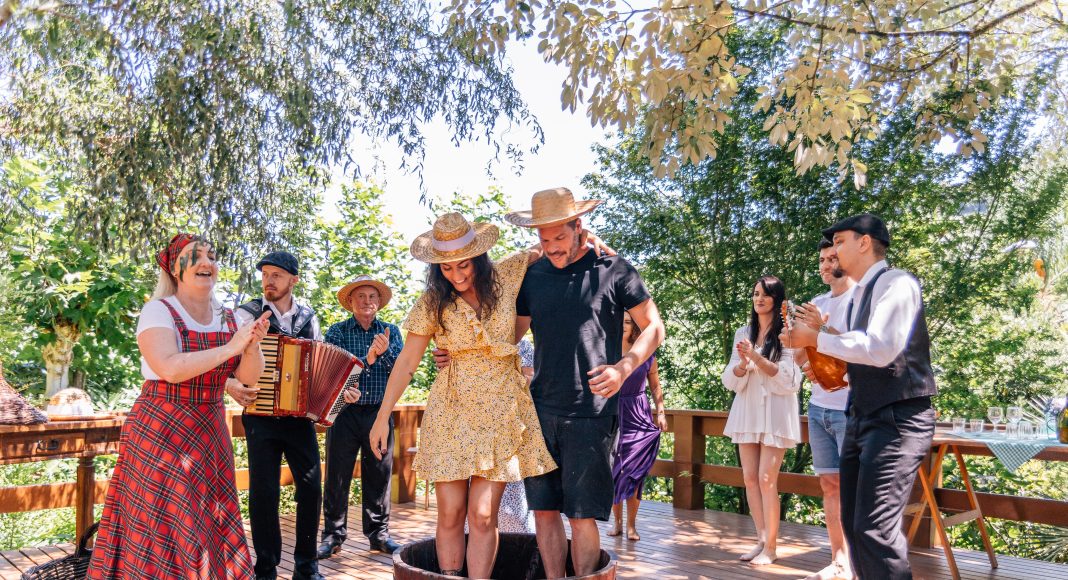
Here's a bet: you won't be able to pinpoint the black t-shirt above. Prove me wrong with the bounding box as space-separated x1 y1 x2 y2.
516 250 651 417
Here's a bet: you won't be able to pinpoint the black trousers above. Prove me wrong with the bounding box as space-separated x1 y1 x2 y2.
321 403 394 546
840 397 935 580
243 414 322 578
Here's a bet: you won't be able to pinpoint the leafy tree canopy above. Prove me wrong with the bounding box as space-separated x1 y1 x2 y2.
0 0 541 256
447 0 1067 182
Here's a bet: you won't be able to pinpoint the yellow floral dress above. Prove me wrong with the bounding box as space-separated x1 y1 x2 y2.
404 252 557 483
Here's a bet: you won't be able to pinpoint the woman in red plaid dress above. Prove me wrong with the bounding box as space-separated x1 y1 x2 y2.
88 234 271 579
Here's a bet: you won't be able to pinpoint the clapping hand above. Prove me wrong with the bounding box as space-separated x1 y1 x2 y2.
365 327 391 366
736 339 754 368
231 311 272 356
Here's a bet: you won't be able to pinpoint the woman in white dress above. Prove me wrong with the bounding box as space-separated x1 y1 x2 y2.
721 275 801 566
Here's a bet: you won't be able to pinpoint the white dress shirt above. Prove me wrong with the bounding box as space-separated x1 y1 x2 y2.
816 260 923 368
235 297 323 340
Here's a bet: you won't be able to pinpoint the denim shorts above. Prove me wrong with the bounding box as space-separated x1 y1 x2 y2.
809 403 848 474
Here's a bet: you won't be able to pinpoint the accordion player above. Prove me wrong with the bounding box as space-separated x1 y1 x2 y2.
246 334 364 426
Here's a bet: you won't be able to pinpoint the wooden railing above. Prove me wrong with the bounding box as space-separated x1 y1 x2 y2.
0 405 425 540
652 410 1068 540
1 406 1065 548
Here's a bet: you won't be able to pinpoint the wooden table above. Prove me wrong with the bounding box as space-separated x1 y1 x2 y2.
906 428 1068 580
0 417 124 540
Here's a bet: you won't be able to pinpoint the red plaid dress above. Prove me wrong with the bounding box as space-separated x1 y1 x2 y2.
88 299 254 579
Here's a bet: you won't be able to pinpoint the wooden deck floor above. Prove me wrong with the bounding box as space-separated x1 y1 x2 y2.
2 498 1065 579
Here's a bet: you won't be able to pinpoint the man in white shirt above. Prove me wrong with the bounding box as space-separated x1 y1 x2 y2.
797 239 856 580
782 215 937 580
228 251 325 580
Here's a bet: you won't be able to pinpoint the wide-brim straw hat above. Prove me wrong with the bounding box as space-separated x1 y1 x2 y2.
337 275 393 311
410 212 499 264
505 187 602 228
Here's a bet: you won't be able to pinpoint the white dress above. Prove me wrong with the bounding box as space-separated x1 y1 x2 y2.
721 326 802 449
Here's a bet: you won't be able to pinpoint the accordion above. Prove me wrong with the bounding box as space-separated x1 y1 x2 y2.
246 335 363 426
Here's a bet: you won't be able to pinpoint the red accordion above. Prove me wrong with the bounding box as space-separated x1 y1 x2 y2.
246 335 363 426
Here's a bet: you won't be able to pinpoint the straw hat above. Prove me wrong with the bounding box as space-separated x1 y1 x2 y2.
337 275 393 311
410 212 499 264
505 187 602 228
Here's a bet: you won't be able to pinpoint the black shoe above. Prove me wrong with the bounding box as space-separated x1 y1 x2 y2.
316 539 342 560
292 573 325 580
369 537 402 553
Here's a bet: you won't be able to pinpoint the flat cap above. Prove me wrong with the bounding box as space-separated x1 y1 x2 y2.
256 251 299 276
822 213 891 248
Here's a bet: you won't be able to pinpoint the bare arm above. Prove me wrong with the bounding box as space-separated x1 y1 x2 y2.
375 333 433 420
589 299 666 398
139 310 269 384
514 316 532 344
369 332 432 459
647 358 668 431
618 299 666 379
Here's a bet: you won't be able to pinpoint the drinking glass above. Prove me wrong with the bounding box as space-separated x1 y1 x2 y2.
988 406 1004 435
1019 421 1034 440
952 418 966 434
970 419 985 434
1006 422 1020 439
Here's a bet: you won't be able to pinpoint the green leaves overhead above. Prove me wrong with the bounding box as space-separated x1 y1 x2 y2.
447 0 1068 182
0 0 540 256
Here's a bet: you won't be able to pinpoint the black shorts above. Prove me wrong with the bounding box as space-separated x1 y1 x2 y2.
524 413 619 521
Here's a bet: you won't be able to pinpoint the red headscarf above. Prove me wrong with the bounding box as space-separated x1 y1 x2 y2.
156 233 202 278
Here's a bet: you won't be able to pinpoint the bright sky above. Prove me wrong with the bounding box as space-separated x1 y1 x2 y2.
322 38 613 244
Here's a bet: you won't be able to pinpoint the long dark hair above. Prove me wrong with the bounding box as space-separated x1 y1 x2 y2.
425 253 500 330
748 275 786 362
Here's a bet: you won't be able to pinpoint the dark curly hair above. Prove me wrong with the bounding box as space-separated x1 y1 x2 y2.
748 275 787 362
425 253 500 331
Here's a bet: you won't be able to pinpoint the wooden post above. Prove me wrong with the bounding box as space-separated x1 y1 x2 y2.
392 407 421 504
672 414 706 510
75 456 95 542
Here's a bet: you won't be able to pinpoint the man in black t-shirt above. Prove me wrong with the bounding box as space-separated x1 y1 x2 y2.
506 187 665 578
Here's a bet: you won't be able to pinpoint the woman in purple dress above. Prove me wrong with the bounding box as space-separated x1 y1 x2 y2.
608 312 667 541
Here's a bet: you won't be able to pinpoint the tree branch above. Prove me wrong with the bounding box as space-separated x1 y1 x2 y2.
732 0 1046 39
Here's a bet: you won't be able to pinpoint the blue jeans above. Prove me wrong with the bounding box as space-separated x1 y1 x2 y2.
808 403 848 475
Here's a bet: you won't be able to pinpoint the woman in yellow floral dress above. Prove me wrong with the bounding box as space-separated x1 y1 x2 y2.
369 212 591 578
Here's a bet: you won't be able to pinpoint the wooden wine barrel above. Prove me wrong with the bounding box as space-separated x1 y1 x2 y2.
393 532 617 579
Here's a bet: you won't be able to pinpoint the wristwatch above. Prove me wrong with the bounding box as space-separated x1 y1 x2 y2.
819 324 830 333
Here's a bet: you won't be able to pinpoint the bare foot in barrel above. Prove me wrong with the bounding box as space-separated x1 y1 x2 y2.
749 549 777 566
739 542 765 561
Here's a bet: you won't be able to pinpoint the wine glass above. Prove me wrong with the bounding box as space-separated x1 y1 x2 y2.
1007 406 1023 428
988 406 1004 435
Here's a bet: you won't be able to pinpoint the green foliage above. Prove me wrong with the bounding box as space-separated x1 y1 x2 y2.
0 0 539 259
583 29 1068 558
302 183 414 328
0 155 153 399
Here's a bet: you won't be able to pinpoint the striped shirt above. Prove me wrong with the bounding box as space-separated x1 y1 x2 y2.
324 316 403 406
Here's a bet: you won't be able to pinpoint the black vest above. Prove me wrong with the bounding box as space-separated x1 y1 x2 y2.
238 299 316 339
846 268 937 415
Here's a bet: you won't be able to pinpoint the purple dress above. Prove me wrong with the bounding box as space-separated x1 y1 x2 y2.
612 356 662 504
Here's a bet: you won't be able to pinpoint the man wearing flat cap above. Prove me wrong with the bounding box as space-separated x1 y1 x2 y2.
318 276 404 558
506 187 666 578
229 251 325 580
781 214 937 579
